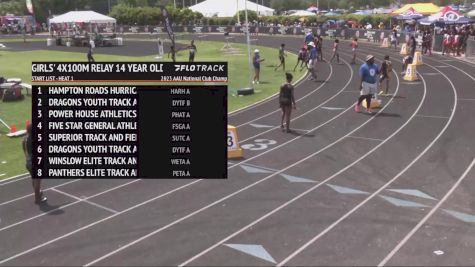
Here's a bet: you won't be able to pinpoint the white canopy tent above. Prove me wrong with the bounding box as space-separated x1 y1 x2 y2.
189 0 275 17
288 10 316 17
49 11 116 24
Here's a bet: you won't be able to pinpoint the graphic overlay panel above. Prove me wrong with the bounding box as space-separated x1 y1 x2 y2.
32 63 227 179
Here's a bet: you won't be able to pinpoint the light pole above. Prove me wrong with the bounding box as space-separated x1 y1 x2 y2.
237 0 240 25
244 0 253 89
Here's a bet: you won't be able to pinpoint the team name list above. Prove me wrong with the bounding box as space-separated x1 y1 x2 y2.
32 85 227 179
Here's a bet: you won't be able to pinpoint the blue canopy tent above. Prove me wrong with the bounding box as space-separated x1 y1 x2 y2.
418 6 475 25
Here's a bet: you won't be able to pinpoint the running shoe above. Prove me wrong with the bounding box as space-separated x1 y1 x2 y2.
367 108 374 114
354 103 361 113
34 192 47 204
378 90 385 96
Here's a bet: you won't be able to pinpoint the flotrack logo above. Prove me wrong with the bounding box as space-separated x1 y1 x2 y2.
174 64 225 72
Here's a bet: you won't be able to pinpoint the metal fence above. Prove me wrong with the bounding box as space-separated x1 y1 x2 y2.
466 38 475 58
48 24 418 45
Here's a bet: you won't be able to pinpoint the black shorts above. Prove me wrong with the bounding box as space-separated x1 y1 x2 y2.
280 102 292 108
279 56 285 63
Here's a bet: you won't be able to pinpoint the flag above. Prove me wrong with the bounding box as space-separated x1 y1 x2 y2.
160 6 175 47
26 0 34 14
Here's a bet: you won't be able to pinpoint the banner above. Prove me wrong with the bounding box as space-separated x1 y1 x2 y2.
26 0 34 14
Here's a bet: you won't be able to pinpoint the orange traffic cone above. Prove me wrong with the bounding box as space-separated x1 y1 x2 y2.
25 120 30 130
10 124 17 133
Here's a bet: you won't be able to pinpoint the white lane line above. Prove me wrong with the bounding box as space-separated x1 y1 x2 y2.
231 58 354 164
234 60 334 127
277 58 458 267
0 180 140 233
85 56 398 267
416 115 449 119
0 179 80 207
249 124 312 133
179 65 408 267
51 188 118 214
0 180 200 265
458 98 475 101
241 163 280 173
378 156 475 267
0 173 29 187
346 135 384 142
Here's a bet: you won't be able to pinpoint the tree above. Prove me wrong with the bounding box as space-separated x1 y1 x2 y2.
0 0 26 16
234 10 258 23
271 0 308 13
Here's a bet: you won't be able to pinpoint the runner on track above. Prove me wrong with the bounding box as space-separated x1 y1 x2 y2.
279 72 296 133
329 39 340 64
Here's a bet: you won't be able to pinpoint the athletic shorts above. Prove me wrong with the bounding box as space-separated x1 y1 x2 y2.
361 81 377 95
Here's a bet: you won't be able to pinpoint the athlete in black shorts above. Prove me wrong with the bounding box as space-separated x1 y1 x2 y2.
279 73 296 132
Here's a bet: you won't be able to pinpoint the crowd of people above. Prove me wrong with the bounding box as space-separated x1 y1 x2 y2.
440 25 474 56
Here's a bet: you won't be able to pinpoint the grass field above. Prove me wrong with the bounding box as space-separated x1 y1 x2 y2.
0 40 305 179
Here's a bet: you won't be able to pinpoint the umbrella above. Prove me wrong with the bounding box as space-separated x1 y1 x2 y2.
394 7 424 20
467 9 475 18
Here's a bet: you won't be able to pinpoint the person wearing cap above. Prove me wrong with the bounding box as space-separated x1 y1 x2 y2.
355 54 379 114
307 41 318 81
252 49 265 84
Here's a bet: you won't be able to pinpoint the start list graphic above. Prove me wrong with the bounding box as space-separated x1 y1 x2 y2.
31 62 227 179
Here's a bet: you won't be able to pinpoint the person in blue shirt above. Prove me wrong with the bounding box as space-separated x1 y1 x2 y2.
305 31 314 45
307 42 318 81
355 54 379 114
